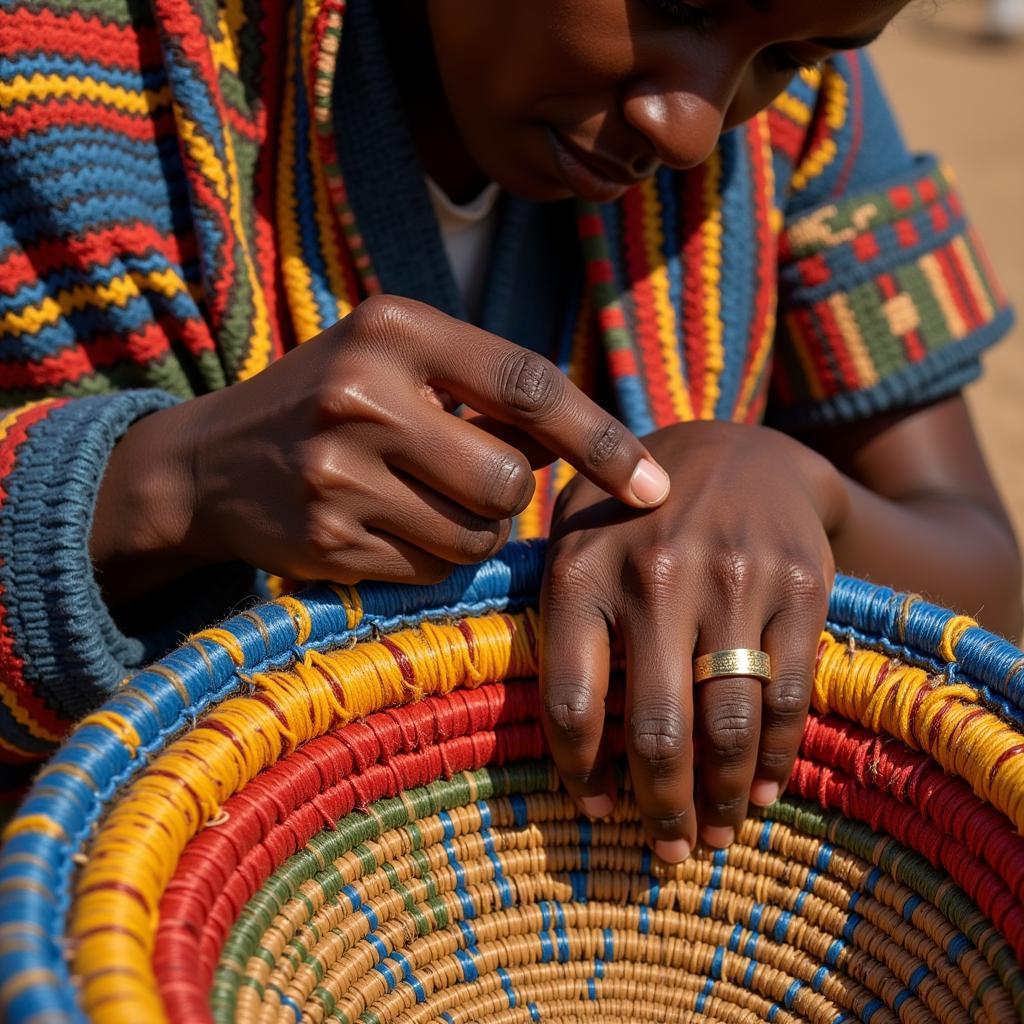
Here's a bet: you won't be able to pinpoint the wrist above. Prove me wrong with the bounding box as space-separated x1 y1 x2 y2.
90 401 205 572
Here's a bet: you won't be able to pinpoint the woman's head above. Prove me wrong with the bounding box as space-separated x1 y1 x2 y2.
420 0 910 202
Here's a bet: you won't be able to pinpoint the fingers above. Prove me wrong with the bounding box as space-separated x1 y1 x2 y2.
617 551 698 863
386 397 537 521
540 553 615 818
354 296 670 510
364 469 510 565
752 568 830 805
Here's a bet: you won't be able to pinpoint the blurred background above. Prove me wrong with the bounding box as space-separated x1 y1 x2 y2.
873 0 1024 608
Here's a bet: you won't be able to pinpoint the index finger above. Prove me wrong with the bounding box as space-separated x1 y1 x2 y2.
391 298 671 510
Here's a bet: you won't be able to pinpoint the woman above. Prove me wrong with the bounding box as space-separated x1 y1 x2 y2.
0 0 1019 863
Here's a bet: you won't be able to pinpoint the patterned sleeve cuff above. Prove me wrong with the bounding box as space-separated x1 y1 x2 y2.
769 157 1014 428
0 391 259 761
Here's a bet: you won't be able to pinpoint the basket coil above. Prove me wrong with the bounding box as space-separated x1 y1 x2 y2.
1 539 1023 1024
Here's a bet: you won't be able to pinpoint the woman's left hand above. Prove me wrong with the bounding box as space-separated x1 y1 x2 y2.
540 420 848 862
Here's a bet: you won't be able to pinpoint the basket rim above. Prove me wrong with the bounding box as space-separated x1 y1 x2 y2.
1 539 1022 1023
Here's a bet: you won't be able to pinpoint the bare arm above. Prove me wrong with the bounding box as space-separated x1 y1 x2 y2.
799 394 1023 640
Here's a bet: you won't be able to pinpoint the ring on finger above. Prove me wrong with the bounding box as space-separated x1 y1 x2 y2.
693 648 772 685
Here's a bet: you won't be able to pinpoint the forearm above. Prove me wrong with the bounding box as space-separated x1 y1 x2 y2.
830 477 1023 640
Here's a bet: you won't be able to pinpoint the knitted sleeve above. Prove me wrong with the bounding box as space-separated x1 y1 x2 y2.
0 4 266 762
767 51 1013 427
0 395 263 763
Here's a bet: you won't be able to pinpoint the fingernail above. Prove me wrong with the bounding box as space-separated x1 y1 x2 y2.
701 825 735 849
629 458 670 505
579 794 615 819
750 780 780 807
654 838 691 863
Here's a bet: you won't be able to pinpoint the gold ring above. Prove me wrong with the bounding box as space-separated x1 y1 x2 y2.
693 648 772 684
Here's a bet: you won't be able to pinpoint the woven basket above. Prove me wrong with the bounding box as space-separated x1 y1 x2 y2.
2 539 1024 1024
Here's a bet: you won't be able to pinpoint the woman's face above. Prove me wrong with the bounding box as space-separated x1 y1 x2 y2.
424 0 909 202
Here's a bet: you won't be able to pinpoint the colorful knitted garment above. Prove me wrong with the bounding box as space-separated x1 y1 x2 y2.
0 0 1013 763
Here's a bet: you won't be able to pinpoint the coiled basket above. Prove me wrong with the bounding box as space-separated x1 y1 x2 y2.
2 540 1024 1024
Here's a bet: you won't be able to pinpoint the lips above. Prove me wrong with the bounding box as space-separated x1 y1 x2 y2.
546 128 648 203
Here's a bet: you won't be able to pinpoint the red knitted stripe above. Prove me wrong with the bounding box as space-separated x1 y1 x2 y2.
619 188 676 427
252 0 290 358
0 8 162 67
0 323 197 392
0 223 198 298
0 401 75 744
0 101 175 143
934 242 983 333
766 107 806 165
808 296 860 392
876 273 925 363
680 160 711 416
830 52 863 200
735 119 778 423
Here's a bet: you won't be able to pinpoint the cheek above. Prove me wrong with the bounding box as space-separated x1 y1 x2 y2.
427 0 635 130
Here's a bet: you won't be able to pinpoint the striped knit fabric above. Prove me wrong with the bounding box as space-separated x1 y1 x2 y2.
0 0 1013 762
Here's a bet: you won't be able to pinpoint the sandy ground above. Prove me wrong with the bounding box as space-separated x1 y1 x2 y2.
872 3 1024 611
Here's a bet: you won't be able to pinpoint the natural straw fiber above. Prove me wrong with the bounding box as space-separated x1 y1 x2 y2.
1 540 1023 1024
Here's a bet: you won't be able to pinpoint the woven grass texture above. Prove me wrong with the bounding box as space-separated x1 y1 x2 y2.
1 540 1023 1024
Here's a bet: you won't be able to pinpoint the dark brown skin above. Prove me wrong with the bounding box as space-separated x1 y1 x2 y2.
91 0 1023 864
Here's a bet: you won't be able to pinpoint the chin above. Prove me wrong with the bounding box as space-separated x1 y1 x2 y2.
466 128 575 203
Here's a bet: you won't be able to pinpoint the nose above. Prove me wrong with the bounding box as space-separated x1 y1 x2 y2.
622 84 727 171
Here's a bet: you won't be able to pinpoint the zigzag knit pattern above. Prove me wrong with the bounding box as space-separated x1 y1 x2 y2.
0 0 1013 760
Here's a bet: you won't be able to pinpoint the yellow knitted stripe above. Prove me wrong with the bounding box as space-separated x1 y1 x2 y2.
814 630 1024 831
175 117 273 381
918 253 968 340
951 235 995 323
515 469 547 541
0 75 170 115
639 178 693 422
699 149 725 420
69 611 538 1024
770 91 813 128
790 66 847 194
210 0 244 76
0 684 61 745
0 269 192 339
734 115 779 422
826 293 879 388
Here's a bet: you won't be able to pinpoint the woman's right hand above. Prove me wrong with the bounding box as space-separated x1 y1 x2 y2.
92 295 670 592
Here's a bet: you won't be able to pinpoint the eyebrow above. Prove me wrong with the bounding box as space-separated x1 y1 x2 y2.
745 0 887 51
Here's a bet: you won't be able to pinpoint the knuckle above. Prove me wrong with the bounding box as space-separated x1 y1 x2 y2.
317 376 377 423
764 678 810 720
704 710 758 762
303 512 354 561
347 294 412 341
629 709 687 769
543 689 597 746
626 545 684 599
585 418 625 470
779 558 828 607
498 350 564 416
710 547 756 603
545 551 593 601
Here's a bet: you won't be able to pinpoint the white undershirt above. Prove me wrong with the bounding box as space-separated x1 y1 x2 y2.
425 176 501 322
